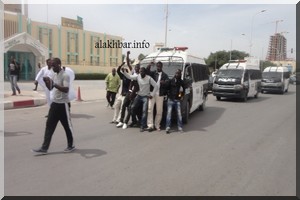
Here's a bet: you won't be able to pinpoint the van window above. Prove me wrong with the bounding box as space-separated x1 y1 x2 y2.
191 63 209 81
244 71 249 81
249 69 262 80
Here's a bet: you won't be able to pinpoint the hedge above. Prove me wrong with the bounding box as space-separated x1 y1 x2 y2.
75 73 108 80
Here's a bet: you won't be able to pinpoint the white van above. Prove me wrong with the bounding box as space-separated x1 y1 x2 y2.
261 66 290 94
212 57 262 102
140 47 209 123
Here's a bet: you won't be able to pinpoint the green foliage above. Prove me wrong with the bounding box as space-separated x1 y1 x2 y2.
205 50 249 71
260 60 276 71
75 73 107 80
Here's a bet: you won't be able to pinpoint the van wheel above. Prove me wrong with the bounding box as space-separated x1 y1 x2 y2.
199 95 207 111
216 96 221 101
182 101 190 124
254 92 259 98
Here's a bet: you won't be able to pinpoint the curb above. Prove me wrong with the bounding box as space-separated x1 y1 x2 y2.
3 98 47 110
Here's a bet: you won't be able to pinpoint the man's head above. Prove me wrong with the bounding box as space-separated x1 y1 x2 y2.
112 68 116 76
51 58 62 73
135 64 140 74
140 67 146 78
46 59 52 69
156 61 163 72
175 69 182 80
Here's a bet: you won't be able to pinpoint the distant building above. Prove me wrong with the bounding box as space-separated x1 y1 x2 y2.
3 4 122 80
266 33 287 61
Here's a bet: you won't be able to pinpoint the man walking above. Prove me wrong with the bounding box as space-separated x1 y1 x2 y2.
105 68 121 109
8 58 21 95
33 59 55 107
32 58 75 154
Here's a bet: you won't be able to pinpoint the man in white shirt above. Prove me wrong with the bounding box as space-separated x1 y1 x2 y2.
34 59 55 107
123 67 157 132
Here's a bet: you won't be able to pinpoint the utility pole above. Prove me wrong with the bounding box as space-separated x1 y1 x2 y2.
164 3 168 47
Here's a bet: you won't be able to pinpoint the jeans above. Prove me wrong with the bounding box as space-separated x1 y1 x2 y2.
131 95 148 128
166 99 183 129
9 75 20 95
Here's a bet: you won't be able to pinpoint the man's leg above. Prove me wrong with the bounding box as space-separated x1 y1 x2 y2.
41 103 60 150
59 103 74 149
154 96 164 130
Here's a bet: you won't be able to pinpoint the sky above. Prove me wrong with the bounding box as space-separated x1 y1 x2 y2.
25 1 297 61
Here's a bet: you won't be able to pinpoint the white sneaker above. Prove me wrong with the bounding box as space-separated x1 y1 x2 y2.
116 122 123 128
122 123 128 129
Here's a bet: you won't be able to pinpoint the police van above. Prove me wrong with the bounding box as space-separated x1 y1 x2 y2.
261 66 290 94
212 57 262 102
140 47 209 123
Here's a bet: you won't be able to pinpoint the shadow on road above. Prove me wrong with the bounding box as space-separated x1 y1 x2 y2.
183 106 225 132
4 131 33 137
34 148 107 159
71 113 95 119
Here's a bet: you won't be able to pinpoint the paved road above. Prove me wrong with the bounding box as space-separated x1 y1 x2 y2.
4 85 296 196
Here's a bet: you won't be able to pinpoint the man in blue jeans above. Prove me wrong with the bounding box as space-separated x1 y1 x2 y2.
165 69 185 134
123 67 157 132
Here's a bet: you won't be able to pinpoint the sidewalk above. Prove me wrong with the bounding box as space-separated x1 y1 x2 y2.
3 80 107 110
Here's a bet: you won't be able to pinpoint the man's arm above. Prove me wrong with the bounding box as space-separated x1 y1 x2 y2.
126 51 133 72
117 62 125 78
53 74 69 93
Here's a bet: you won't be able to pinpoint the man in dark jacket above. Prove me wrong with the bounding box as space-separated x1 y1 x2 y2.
165 69 185 134
146 61 169 132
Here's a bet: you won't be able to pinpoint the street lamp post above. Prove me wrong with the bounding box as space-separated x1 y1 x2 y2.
249 9 266 56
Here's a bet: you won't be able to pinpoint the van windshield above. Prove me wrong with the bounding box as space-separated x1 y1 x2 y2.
217 69 243 78
140 56 184 78
262 72 282 79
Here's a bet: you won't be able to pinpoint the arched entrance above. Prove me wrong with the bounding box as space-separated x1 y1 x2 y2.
4 32 48 81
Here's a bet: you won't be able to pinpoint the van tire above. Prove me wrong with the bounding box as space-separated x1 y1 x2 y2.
182 101 190 124
254 92 259 98
216 96 221 101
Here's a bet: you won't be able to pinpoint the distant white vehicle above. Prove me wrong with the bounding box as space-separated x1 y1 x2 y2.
261 66 290 94
140 47 210 123
212 57 262 102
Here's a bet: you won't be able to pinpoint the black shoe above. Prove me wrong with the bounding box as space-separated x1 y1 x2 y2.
31 148 47 155
129 122 137 127
64 146 76 153
140 128 145 132
147 127 154 132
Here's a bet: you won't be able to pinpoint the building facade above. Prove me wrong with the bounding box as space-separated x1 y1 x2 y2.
266 33 287 61
3 5 122 80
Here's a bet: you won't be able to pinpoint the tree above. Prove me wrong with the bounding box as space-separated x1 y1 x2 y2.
260 60 276 71
205 50 249 71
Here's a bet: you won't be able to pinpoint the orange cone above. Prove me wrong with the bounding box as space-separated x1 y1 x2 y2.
76 86 83 101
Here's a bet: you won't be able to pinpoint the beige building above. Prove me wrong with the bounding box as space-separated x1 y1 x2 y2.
3 5 123 80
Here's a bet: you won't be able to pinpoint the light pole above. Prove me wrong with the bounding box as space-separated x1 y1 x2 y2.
164 3 168 47
250 9 266 56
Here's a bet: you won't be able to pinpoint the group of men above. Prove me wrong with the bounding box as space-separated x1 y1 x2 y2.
106 51 186 134
31 52 186 155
